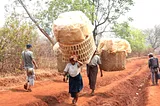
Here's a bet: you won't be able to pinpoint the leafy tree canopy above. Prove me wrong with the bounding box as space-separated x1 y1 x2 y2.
0 17 37 62
113 22 147 52
5 0 134 43
144 25 160 50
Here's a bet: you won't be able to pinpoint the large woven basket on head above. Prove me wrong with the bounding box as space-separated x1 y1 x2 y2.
100 50 126 71
59 35 96 63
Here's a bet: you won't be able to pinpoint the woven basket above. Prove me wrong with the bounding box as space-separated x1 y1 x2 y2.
100 50 126 71
59 35 96 63
57 51 67 72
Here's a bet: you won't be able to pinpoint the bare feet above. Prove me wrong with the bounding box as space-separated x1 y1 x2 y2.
72 99 76 104
72 98 77 105
90 90 95 96
27 88 32 92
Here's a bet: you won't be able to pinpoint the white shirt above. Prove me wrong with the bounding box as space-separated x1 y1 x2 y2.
88 55 101 66
64 63 81 77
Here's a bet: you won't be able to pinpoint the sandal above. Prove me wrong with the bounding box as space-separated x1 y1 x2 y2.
27 88 32 92
24 84 28 90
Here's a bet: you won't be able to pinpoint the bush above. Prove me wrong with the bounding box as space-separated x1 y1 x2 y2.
0 18 37 74
33 39 57 69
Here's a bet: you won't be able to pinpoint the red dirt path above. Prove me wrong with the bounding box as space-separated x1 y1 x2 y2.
0 57 158 106
146 80 160 106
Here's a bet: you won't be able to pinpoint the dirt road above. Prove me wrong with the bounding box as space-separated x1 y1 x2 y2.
0 57 159 106
146 79 160 106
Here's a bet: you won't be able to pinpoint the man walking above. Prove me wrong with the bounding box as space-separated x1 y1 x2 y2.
148 53 159 86
87 50 103 95
22 44 38 92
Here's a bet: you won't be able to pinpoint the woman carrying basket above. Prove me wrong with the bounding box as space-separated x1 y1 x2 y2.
63 55 83 105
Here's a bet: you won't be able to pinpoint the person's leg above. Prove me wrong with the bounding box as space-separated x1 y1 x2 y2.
88 73 91 86
87 66 92 87
24 74 29 90
86 64 89 77
71 92 76 104
74 93 79 104
27 75 35 92
27 85 32 92
69 77 77 104
91 89 95 95
24 82 28 90
151 72 155 85
90 66 98 95
89 69 94 93
155 71 158 85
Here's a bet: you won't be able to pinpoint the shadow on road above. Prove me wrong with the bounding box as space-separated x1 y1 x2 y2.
10 88 27 92
79 92 112 99
34 95 71 106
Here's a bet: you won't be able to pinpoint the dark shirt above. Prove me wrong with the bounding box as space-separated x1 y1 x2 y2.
148 57 159 69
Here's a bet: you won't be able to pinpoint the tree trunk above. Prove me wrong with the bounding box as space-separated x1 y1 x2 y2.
93 25 98 41
93 30 96 41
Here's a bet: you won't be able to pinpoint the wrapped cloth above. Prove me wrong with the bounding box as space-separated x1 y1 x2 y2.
53 42 67 72
98 38 131 55
53 42 61 56
53 11 94 45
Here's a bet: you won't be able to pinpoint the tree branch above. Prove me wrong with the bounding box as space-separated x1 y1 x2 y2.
96 0 112 28
95 0 100 19
18 0 54 45
97 23 110 35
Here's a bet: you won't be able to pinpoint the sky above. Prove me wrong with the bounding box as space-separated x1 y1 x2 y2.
0 0 7 27
125 0 160 29
0 0 160 30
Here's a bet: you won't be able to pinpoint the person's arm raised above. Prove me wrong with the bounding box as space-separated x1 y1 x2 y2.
77 60 83 67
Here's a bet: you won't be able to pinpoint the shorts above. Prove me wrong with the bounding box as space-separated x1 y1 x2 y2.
25 68 35 86
27 75 35 86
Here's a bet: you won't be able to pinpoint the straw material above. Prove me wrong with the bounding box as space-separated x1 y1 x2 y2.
100 50 126 71
53 42 61 56
59 35 96 63
53 11 93 45
57 52 67 72
53 43 66 72
53 11 96 63
98 38 131 56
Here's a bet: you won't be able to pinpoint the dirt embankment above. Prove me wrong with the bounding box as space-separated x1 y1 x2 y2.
0 69 60 91
0 57 150 106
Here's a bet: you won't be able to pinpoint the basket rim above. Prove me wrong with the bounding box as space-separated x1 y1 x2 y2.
59 35 93 46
